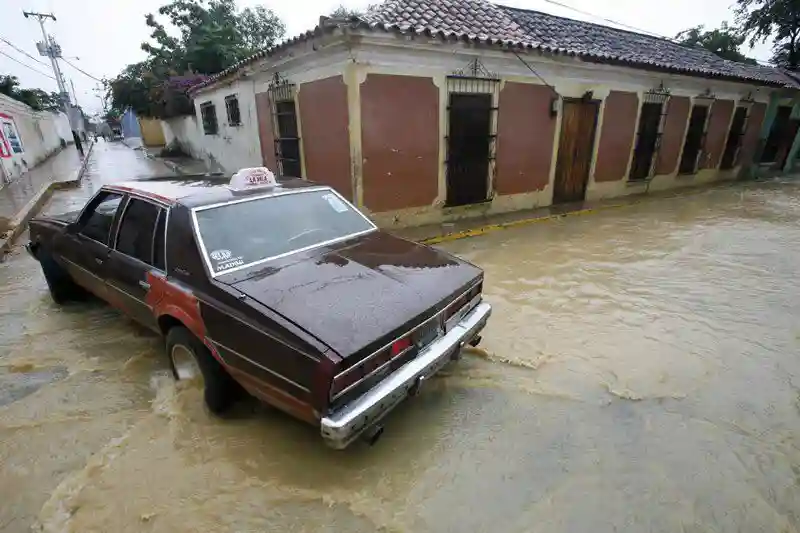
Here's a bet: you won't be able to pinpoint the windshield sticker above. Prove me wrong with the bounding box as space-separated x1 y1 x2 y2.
210 249 232 261
323 193 348 213
214 255 245 272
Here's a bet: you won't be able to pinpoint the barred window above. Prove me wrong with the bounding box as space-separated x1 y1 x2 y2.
225 95 241 126
200 102 218 135
629 102 664 181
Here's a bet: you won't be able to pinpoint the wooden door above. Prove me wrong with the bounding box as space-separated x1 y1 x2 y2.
553 100 599 204
679 105 709 174
446 93 492 207
775 119 800 169
720 106 747 170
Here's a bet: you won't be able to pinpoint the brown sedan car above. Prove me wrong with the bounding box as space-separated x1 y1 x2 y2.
26 170 491 448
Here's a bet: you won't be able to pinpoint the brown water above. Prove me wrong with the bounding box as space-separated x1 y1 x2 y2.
2 163 800 532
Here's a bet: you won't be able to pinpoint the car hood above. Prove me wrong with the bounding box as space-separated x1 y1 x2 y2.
226 232 481 357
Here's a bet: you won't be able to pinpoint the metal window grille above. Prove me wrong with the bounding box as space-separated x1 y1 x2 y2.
444 58 500 207
268 73 302 179
694 94 716 171
629 89 670 181
224 95 241 126
720 105 749 170
200 102 218 135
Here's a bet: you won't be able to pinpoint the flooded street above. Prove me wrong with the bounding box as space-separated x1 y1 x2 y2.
2 147 800 532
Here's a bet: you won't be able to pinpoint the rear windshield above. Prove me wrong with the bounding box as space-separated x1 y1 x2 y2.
194 188 375 275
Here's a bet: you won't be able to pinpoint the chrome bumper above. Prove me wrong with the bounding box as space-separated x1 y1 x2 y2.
320 301 492 449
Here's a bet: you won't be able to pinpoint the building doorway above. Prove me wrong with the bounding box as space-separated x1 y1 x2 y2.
446 93 493 207
761 106 792 165
553 99 599 204
720 106 748 170
679 105 709 174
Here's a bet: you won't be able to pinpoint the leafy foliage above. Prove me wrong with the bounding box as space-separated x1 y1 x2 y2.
108 0 284 118
676 23 758 65
328 4 378 19
0 74 62 112
736 0 800 69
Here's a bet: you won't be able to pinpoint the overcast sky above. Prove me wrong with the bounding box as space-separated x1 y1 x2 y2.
0 0 774 115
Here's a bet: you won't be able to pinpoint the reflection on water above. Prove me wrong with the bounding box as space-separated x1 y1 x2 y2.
1 177 799 532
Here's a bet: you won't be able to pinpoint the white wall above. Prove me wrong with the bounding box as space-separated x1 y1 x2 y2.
0 93 70 182
161 78 262 173
186 36 353 175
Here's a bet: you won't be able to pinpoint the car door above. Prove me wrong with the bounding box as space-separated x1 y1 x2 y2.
104 196 167 331
57 190 125 300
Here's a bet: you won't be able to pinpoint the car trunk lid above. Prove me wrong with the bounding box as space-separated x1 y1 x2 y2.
225 232 482 358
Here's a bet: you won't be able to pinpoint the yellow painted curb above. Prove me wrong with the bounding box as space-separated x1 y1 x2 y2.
420 198 645 245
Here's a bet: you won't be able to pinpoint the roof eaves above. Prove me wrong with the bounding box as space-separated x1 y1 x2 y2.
354 18 792 89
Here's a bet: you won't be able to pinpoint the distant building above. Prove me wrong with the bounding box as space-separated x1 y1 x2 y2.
169 0 800 228
120 107 142 148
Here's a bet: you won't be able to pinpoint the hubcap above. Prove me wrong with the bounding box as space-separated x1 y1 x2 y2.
171 345 203 386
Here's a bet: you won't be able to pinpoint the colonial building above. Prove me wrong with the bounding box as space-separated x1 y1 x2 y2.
177 0 800 228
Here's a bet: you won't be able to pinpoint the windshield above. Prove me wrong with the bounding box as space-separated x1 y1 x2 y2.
194 188 375 275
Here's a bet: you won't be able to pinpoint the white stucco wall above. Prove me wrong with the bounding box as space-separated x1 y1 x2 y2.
0 93 70 182
187 33 353 175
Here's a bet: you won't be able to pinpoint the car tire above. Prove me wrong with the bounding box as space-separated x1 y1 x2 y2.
38 248 84 304
166 326 236 415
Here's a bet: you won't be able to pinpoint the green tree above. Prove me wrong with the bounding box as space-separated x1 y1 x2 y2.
0 74 62 111
736 0 800 69
676 23 758 64
141 0 284 75
328 4 378 19
109 0 285 117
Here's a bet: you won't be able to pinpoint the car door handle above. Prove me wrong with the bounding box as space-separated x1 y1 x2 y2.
138 280 150 290
94 257 104 265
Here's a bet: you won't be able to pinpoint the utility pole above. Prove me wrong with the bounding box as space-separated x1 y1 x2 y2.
24 11 84 155
22 12 70 110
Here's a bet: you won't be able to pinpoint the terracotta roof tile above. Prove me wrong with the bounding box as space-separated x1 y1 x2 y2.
363 0 799 87
190 0 800 93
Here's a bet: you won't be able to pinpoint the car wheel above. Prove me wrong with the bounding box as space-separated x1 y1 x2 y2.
38 248 85 304
166 326 235 415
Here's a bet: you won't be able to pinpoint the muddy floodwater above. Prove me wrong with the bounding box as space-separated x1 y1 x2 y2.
2 169 800 532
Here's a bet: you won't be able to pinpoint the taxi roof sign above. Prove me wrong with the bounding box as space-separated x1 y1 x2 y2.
229 167 277 190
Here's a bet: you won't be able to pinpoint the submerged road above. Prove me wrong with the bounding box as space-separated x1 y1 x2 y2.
1 146 799 532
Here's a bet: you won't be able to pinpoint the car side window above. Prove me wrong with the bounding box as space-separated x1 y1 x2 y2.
79 191 124 245
116 198 163 265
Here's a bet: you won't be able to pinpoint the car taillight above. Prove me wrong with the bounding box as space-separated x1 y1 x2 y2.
469 281 482 299
444 282 483 322
363 349 391 374
330 367 362 398
391 337 411 356
330 335 414 400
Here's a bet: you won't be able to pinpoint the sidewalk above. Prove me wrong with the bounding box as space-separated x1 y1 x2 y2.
143 146 213 175
0 143 94 257
397 180 748 245
0 147 82 235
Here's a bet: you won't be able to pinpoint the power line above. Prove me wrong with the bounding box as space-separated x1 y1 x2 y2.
539 0 670 40
61 58 104 83
0 48 56 80
0 37 49 67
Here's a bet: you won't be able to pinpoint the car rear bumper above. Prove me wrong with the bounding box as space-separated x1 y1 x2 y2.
320 301 492 449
